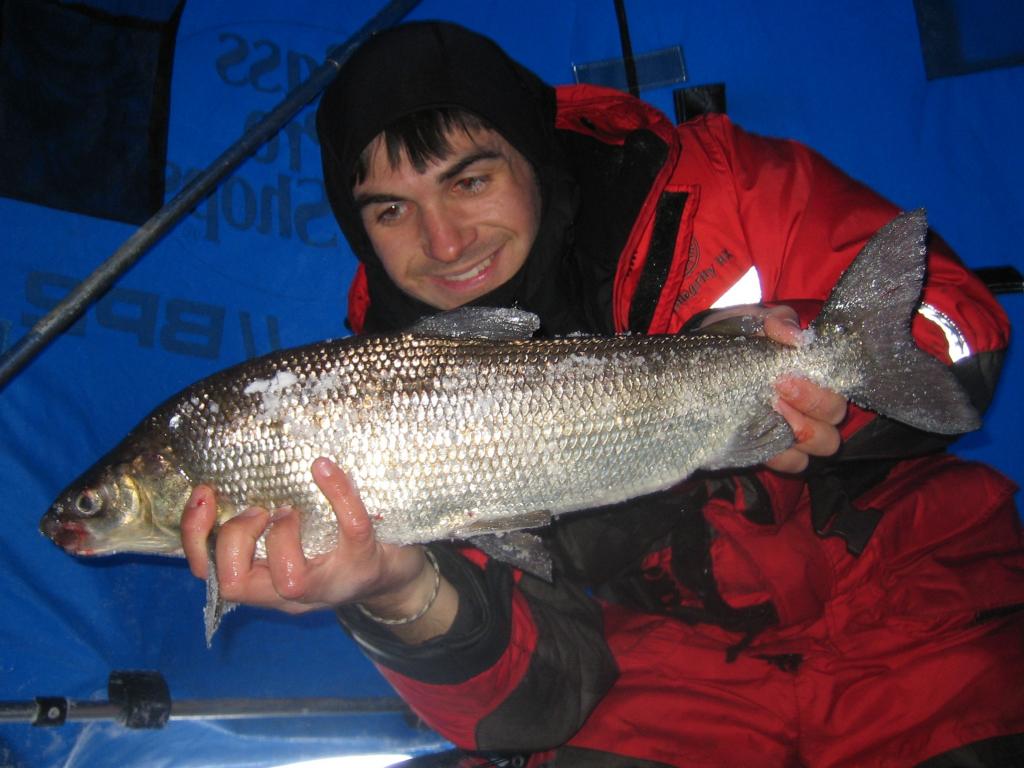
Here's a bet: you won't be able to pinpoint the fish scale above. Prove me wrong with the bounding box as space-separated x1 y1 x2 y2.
157 332 721 557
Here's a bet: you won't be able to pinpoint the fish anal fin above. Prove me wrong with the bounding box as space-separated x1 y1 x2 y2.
703 410 794 471
467 531 553 582
452 508 552 537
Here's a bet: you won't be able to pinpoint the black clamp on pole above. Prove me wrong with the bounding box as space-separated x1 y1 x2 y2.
108 671 171 729
32 697 68 727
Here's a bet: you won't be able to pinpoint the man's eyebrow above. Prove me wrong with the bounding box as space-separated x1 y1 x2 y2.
354 191 402 210
354 149 504 209
437 149 502 183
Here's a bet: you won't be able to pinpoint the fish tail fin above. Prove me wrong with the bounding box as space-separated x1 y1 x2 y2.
812 209 980 434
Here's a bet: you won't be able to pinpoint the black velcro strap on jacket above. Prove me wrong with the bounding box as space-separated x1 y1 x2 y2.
628 191 688 333
807 460 897 556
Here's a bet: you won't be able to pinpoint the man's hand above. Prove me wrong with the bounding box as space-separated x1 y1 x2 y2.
698 304 847 473
180 459 453 638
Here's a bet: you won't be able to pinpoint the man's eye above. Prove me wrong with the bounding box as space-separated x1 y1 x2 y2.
454 176 488 194
376 203 405 224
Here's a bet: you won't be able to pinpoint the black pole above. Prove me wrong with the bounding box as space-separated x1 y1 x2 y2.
0 0 421 393
614 0 640 97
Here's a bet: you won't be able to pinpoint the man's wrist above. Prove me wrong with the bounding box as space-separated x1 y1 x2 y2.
357 549 441 625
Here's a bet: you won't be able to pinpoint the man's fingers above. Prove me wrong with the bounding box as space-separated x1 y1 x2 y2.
765 447 810 474
183 490 303 610
216 507 269 601
773 397 842 459
182 485 218 579
264 508 310 601
761 309 845 477
312 458 375 548
762 307 804 346
776 376 847 426
184 461 440 613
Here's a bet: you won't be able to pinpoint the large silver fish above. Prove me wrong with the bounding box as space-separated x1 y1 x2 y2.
41 210 979 639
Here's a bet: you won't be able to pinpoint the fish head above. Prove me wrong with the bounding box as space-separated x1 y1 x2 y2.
41 444 193 557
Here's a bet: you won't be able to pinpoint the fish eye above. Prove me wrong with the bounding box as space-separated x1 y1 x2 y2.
74 489 103 517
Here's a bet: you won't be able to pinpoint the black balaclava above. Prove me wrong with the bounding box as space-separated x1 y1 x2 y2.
316 21 581 334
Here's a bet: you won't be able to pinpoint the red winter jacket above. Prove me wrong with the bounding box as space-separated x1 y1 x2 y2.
340 86 1022 767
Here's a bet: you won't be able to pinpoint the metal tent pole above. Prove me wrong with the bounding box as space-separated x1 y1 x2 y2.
0 0 421 392
0 697 413 727
0 672 412 728
613 0 640 97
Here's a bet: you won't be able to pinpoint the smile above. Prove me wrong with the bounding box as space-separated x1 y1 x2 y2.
440 254 495 283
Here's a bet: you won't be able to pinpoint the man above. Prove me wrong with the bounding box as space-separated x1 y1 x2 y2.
181 21 1023 767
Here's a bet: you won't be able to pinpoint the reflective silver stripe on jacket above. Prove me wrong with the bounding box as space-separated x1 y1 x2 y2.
710 267 762 308
918 303 972 362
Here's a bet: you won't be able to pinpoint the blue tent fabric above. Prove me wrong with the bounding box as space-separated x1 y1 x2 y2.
0 2 1021 766
0 0 184 224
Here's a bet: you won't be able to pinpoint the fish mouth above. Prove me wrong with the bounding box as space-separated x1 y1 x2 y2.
40 514 90 554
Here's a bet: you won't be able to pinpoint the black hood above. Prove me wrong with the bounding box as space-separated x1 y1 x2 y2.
316 20 582 333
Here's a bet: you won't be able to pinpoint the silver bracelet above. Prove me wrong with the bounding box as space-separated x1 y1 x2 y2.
356 548 441 626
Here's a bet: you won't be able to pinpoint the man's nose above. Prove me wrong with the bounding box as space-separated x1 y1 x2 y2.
420 205 475 262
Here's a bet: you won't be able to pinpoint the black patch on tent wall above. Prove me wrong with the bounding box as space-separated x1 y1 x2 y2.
974 265 1024 294
573 45 687 92
0 0 185 224
915 0 1024 79
673 83 727 124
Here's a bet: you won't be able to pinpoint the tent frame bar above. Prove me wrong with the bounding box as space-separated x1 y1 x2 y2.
1 672 412 728
0 695 412 728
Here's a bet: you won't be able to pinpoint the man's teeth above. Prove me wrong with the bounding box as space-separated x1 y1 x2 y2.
446 255 493 282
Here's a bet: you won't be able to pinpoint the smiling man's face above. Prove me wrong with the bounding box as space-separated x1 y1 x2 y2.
353 126 541 310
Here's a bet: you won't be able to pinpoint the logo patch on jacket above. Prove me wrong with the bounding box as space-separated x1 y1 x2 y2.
675 248 736 311
682 235 700 278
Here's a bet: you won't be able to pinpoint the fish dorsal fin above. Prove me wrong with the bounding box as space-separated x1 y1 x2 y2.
408 307 540 340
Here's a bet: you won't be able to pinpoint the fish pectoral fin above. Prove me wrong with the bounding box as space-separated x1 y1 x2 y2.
203 532 236 647
408 306 540 340
466 531 553 582
702 410 795 471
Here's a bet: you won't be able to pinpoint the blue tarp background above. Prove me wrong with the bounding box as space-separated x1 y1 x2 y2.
1 1 1021 766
